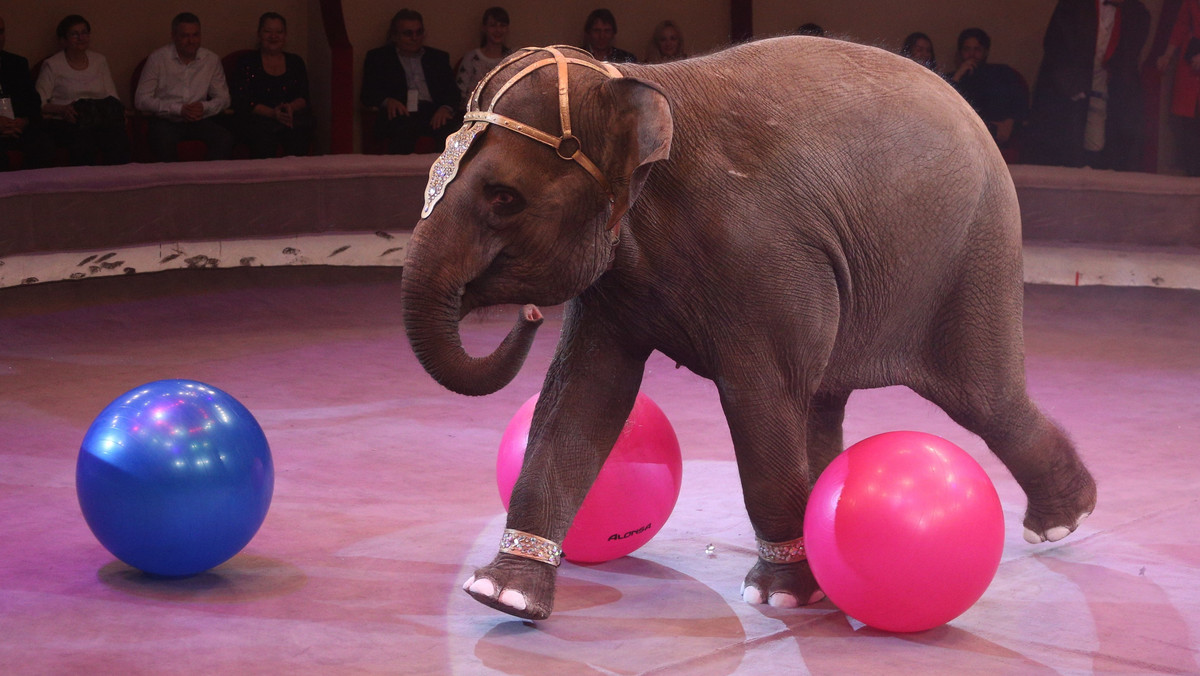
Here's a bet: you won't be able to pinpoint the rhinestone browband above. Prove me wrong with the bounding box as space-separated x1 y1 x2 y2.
421 45 622 219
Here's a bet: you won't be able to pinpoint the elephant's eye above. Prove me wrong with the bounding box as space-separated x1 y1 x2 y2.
484 185 526 218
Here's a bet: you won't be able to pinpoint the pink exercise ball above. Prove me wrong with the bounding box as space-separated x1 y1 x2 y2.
804 431 1004 633
497 392 683 563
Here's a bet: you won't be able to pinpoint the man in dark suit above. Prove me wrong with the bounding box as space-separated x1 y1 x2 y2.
0 16 52 170
361 9 461 154
1026 0 1151 170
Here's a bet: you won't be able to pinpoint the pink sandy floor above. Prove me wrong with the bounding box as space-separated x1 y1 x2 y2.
1 267 1197 675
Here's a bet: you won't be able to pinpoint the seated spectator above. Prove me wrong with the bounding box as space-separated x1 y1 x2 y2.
949 28 1027 149
796 23 826 37
645 20 687 63
0 16 53 170
1026 0 1150 171
584 9 637 63
901 32 940 73
361 9 460 154
135 12 234 162
35 15 130 165
227 12 314 158
1156 0 1200 176
456 7 512 110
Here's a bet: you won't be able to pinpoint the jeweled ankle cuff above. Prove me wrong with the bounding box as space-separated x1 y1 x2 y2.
499 529 562 567
756 535 806 563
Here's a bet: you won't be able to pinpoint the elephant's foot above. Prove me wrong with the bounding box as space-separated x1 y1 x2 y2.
463 552 558 620
1021 465 1098 544
741 559 826 609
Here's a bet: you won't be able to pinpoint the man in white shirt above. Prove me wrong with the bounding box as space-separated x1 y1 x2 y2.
135 12 233 161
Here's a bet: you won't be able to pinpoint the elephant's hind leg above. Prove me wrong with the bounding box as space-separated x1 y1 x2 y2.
974 402 1096 543
915 280 1096 544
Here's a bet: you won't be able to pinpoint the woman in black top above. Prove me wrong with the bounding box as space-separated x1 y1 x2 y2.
228 12 313 158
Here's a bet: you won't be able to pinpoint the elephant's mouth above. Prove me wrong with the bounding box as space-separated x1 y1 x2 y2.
460 278 556 320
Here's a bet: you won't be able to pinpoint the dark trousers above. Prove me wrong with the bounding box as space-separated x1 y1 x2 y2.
1172 114 1200 177
44 118 130 166
0 124 54 170
147 117 234 162
376 101 459 154
230 113 314 159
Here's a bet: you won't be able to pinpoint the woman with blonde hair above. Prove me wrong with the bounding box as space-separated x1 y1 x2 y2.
646 20 686 63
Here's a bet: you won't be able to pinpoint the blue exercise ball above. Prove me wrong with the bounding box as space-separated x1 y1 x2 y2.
76 380 274 577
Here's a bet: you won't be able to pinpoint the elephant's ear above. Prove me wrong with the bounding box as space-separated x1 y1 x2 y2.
600 77 673 231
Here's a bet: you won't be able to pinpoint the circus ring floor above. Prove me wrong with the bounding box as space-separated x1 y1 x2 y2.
1 159 1198 674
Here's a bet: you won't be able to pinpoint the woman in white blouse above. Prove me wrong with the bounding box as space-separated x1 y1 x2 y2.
35 15 129 165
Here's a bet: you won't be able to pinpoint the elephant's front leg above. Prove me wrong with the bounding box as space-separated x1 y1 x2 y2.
719 379 827 610
464 313 647 620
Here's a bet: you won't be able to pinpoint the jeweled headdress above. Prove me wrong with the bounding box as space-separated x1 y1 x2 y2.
421 46 623 219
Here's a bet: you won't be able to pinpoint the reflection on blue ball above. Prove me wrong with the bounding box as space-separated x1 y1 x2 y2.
76 380 274 577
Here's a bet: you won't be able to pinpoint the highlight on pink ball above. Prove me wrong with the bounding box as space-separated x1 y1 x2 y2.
497 392 683 563
803 431 1004 633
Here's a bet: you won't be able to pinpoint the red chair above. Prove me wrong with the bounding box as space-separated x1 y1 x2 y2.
361 106 387 154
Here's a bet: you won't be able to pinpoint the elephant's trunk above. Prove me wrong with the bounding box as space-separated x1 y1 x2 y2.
401 238 543 397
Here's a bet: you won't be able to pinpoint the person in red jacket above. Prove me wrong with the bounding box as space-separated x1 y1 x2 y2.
1157 0 1200 175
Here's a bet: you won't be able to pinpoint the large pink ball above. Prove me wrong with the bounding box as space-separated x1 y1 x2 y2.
804 431 1004 632
497 392 683 563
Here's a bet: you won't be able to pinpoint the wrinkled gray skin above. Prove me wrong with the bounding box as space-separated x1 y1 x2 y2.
401 37 1097 621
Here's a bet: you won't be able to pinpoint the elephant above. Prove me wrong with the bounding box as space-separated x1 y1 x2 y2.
400 37 1097 621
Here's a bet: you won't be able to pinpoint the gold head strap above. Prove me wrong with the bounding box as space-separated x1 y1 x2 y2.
421 46 623 219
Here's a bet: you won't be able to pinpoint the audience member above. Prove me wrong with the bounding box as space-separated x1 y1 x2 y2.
796 23 826 37
135 12 233 162
456 7 512 110
35 15 130 165
645 20 687 63
901 32 939 72
949 28 1028 150
1156 0 1200 176
361 9 460 154
1026 0 1150 171
0 16 52 170
228 12 313 158
583 9 637 63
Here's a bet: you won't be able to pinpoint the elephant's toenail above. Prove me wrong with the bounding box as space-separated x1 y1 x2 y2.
742 585 764 605
1023 528 1045 544
498 589 527 611
768 592 799 609
1045 526 1071 542
468 578 497 597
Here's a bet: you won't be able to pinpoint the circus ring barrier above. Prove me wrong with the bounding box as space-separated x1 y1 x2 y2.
0 155 434 288
1 159 1197 289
